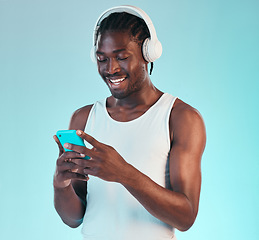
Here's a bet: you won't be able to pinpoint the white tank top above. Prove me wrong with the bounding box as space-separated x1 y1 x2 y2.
82 93 177 240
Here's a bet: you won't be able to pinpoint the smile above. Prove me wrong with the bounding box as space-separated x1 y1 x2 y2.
106 77 126 85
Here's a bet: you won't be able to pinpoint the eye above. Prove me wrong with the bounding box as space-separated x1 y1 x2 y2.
117 54 129 61
96 56 107 63
117 57 128 61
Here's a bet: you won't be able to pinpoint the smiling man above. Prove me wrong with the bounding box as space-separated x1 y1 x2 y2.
53 6 206 240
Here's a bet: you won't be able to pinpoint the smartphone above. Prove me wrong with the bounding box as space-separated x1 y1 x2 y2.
56 130 90 159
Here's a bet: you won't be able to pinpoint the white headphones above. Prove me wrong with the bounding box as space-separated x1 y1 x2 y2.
91 5 162 63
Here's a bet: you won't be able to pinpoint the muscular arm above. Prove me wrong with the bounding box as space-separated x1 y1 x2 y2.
53 105 93 228
120 101 206 231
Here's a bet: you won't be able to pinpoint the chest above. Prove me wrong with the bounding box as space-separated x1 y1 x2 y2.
106 105 151 122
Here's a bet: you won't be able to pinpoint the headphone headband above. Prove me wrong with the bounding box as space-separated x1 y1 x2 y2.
92 5 162 63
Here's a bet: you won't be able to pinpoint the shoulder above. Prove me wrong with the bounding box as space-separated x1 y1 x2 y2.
171 99 204 126
69 104 94 131
170 99 206 148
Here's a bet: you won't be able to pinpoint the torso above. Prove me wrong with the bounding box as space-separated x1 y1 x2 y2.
81 92 178 239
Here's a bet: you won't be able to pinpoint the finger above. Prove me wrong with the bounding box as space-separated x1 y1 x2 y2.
57 151 86 165
57 161 77 171
76 130 103 149
64 142 94 159
71 158 95 168
62 171 89 181
56 160 88 179
82 168 97 177
53 135 64 155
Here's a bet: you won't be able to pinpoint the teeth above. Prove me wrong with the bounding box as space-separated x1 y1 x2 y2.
107 77 126 83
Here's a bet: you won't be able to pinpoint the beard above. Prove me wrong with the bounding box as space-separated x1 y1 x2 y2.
105 67 147 100
107 77 144 99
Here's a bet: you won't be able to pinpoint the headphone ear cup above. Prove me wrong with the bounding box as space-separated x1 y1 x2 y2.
142 38 151 62
90 46 97 63
142 38 162 63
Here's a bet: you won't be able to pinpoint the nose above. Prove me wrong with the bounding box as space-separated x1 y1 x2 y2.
106 58 120 75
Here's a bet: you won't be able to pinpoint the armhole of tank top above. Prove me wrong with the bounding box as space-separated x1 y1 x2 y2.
84 98 107 131
84 103 95 132
166 96 178 149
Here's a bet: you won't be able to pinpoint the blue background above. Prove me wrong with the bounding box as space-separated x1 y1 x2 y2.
0 0 258 239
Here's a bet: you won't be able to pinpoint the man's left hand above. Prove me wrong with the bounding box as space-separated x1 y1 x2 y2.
64 130 129 182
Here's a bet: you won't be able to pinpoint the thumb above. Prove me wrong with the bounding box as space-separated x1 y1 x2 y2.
53 135 65 156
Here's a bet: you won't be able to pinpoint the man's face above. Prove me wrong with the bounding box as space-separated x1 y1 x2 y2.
96 31 148 99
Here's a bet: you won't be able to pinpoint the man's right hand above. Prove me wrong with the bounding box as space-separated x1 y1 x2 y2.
53 135 89 189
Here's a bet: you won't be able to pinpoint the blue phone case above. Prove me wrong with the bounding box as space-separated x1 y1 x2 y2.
56 130 90 159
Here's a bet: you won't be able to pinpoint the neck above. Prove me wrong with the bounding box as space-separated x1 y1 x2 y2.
107 83 163 109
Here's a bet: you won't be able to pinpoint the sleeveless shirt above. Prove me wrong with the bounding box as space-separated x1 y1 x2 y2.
81 93 177 240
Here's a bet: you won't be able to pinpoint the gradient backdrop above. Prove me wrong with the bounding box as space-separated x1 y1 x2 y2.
0 0 258 239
